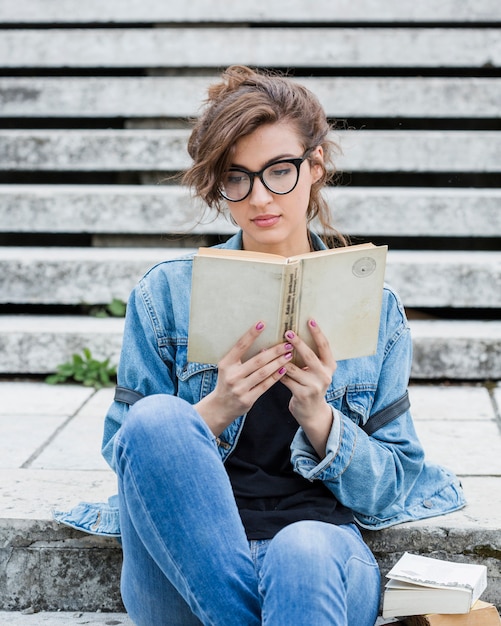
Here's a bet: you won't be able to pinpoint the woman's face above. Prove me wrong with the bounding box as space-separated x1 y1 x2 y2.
224 122 323 257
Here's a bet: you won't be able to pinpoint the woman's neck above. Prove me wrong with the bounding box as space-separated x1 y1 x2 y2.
241 231 312 257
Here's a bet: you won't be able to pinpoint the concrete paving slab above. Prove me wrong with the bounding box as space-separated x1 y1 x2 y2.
409 384 495 420
415 419 501 475
30 409 110 471
76 388 115 418
493 385 501 419
28 388 114 471
0 469 116 520
0 414 66 469
0 383 94 417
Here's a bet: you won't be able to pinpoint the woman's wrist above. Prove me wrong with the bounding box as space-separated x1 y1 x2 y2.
194 393 233 437
298 402 334 459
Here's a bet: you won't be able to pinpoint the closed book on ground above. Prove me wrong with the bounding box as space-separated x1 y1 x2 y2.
382 553 487 619
187 243 387 364
403 600 501 626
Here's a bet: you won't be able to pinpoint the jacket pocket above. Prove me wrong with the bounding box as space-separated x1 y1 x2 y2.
327 384 376 429
176 348 218 401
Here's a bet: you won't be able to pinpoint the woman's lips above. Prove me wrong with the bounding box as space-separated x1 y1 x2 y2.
251 214 281 228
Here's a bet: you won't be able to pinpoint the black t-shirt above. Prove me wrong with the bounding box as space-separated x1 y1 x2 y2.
225 382 353 539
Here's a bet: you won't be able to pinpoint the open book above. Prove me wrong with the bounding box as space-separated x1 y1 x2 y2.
187 242 387 364
382 553 488 619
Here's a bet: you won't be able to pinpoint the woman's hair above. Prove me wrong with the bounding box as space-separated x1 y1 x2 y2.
183 65 347 247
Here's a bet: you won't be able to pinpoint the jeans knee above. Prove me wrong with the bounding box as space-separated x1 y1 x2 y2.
266 521 333 569
123 394 194 441
265 522 370 575
117 394 217 466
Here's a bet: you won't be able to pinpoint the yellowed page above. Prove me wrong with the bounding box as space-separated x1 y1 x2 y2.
188 255 286 363
297 245 387 361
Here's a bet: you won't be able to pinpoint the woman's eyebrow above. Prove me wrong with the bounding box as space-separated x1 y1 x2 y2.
230 153 297 170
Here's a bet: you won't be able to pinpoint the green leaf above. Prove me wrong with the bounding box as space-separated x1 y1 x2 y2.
107 298 127 317
100 369 110 385
45 347 117 390
58 363 75 377
45 374 64 385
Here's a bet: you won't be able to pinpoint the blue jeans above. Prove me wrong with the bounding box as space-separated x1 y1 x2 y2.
114 394 381 626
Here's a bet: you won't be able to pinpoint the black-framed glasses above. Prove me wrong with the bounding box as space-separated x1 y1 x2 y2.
219 148 314 202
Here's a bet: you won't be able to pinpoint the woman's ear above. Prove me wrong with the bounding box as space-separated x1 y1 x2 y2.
310 145 324 184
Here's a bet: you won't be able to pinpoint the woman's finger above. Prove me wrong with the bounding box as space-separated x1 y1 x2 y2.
219 321 266 365
305 319 337 369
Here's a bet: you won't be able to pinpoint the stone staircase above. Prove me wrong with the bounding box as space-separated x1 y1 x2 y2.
0 0 500 616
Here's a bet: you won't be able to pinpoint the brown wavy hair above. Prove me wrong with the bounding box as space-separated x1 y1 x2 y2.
183 65 347 247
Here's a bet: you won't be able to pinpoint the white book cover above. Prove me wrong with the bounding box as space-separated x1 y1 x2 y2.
386 553 487 593
382 553 488 619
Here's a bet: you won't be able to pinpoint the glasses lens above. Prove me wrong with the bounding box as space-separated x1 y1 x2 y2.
220 170 251 201
262 161 299 194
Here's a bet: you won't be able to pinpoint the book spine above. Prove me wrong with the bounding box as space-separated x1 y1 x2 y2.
280 261 301 338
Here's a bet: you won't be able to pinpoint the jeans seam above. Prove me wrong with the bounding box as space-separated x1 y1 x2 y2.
118 443 211 625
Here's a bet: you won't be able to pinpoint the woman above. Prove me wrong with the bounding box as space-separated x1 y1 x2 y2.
101 66 465 625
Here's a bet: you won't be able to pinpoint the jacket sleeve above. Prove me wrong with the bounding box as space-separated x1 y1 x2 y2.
101 279 177 470
290 289 427 523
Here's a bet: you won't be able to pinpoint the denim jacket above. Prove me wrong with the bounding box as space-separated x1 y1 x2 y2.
54 231 466 537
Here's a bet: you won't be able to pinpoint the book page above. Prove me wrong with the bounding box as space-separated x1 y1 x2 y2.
297 245 387 361
188 255 286 363
385 580 465 593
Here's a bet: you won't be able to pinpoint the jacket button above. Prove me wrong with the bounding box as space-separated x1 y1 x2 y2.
423 500 433 508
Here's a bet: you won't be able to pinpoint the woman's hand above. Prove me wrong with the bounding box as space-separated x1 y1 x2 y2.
280 320 338 458
195 321 293 436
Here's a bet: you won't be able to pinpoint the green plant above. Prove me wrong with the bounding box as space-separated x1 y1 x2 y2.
88 297 127 318
45 348 117 389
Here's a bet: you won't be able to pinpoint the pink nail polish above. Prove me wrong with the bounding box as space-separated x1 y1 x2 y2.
284 352 293 360
256 322 265 330
278 367 287 375
284 343 293 351
285 330 295 340
309 319 317 327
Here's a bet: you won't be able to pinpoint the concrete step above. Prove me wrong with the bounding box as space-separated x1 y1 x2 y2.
2 27 500 69
0 382 499 612
1 247 500 308
1 185 500 238
2 77 500 119
0 614 398 626
0 316 123 376
2 0 500 24
2 129 501 173
0 613 132 625
0 613 404 625
0 247 177 305
1 316 500 379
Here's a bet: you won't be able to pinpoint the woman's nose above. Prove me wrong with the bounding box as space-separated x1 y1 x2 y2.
249 176 273 206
